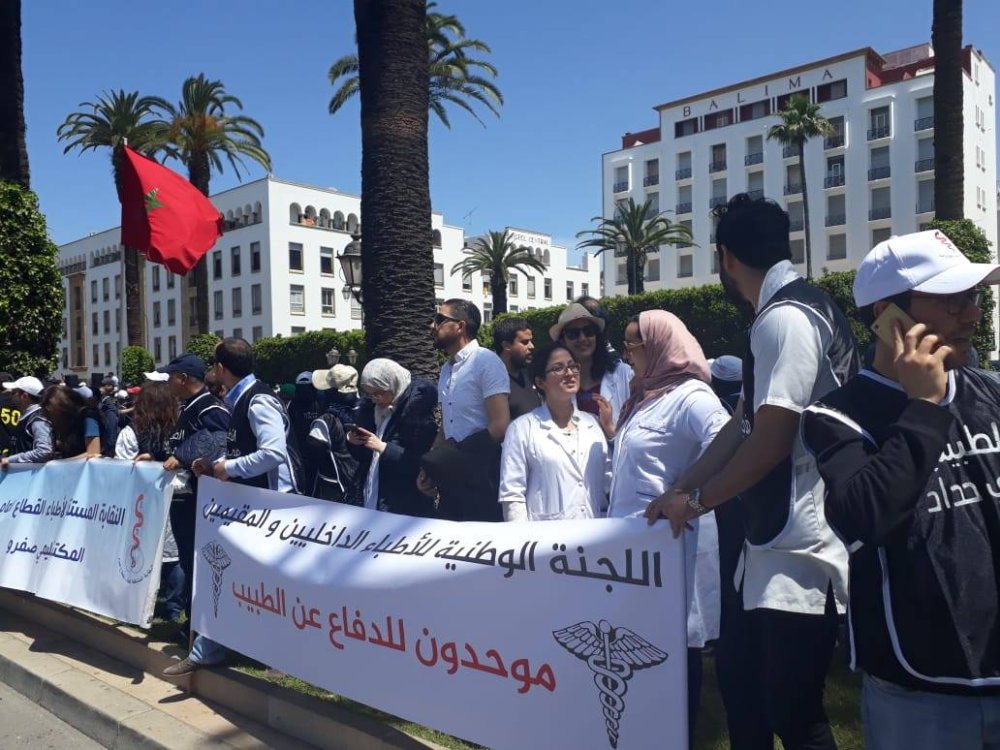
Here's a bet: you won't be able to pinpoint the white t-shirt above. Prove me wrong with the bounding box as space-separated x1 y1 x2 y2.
438 340 510 442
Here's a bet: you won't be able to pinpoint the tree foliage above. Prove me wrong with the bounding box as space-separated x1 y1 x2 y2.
253 329 367 385
450 229 547 314
120 346 154 386
0 182 63 376
185 333 222 366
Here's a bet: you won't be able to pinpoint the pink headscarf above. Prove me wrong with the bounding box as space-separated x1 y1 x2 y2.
617 310 711 428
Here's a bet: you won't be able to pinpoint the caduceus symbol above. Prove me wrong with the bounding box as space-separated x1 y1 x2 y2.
553 620 668 749
200 542 232 617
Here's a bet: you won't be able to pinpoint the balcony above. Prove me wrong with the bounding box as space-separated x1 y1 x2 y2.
746 188 764 200
789 219 805 232
914 116 934 131
868 166 891 181
613 181 629 193
709 196 728 209
782 145 798 158
675 167 692 180
916 200 935 214
744 152 764 166
784 182 802 195
867 125 891 140
869 207 892 220
643 174 660 187
676 202 692 214
824 173 845 188
825 213 847 227
915 158 934 172
709 160 727 173
824 134 845 149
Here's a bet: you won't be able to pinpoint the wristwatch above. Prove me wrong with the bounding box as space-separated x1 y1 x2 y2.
686 487 709 516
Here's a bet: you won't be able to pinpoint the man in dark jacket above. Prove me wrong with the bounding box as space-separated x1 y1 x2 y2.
0 373 22 457
803 230 1000 749
98 377 120 457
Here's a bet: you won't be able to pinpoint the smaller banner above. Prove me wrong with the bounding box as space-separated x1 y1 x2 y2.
0 460 173 626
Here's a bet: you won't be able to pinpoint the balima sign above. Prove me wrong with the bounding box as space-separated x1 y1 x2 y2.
677 68 839 118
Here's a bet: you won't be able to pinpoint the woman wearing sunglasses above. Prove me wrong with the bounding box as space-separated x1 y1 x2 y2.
607 309 728 740
550 302 632 437
498 343 609 521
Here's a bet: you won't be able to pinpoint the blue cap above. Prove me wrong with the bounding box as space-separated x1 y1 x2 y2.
157 352 207 380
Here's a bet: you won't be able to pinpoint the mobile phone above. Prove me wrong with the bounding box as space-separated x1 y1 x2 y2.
871 303 917 346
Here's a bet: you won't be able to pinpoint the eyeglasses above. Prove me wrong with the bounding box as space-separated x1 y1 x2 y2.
910 288 984 315
622 340 645 352
562 325 599 341
432 312 462 327
545 362 582 376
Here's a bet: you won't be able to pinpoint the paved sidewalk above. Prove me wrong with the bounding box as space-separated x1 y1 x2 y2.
0 678 103 749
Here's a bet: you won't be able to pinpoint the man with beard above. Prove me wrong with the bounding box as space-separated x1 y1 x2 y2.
646 193 857 750
418 299 510 521
492 317 540 421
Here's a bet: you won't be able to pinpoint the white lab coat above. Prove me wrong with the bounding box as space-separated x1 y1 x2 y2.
600 362 634 425
499 404 609 520
608 379 728 647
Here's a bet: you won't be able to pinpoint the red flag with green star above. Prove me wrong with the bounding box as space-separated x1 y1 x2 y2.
119 146 222 274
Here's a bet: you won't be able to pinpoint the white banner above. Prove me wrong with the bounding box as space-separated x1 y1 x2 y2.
0 460 173 626
193 478 687 750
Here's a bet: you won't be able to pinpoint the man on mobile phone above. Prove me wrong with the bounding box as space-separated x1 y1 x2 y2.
802 230 1000 749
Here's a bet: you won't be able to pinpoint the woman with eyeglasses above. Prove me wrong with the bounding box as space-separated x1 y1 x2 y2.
498 343 609 521
550 302 632 437
607 309 728 740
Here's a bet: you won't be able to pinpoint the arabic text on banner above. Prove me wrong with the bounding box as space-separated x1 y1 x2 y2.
0 460 172 626
193 477 687 750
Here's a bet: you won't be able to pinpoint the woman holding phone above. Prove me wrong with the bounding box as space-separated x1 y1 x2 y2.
349 358 438 517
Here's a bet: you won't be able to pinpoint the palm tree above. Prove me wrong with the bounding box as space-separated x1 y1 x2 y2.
451 230 547 315
57 90 172 346
767 96 832 280
161 74 271 335
355 0 437 377
933 0 964 220
0 0 30 188
332 2 502 128
576 198 694 295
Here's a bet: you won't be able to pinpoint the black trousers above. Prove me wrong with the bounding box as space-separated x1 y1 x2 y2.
169 493 197 619
722 587 839 750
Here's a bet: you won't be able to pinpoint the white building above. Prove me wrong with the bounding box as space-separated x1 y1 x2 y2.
602 43 997 293
56 176 599 378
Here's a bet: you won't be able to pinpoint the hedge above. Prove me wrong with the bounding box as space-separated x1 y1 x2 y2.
121 346 154 386
252 329 367 385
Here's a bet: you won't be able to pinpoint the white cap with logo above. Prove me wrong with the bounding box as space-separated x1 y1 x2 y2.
2 376 44 397
854 229 1000 307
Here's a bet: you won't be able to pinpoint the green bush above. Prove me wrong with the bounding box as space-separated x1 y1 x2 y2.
0 182 63 376
252 329 367 385
185 333 222 366
120 346 154 386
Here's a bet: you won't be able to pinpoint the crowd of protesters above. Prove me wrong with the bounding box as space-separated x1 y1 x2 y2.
3 192 998 749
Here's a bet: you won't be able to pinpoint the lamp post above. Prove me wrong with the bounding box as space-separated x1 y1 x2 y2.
337 233 363 326
346 348 358 365
325 348 340 366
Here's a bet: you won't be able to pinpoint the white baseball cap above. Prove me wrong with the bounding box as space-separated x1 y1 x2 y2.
295 371 313 385
2 376 43 397
144 370 169 382
854 229 1000 307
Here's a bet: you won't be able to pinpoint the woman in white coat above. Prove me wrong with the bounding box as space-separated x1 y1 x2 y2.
499 343 610 521
550 303 632 436
607 309 728 740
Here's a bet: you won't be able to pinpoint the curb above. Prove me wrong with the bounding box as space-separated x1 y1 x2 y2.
0 590 447 750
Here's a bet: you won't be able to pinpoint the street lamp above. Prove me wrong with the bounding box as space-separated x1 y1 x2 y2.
346 348 358 365
325 348 340 366
337 233 363 304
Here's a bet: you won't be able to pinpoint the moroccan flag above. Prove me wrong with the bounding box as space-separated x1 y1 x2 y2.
119 146 222 274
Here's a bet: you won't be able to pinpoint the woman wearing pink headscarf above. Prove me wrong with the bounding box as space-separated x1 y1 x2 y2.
607 309 728 740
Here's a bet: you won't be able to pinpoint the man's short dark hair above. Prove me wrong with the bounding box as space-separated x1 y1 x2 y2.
443 298 481 338
215 337 255 378
713 193 792 271
492 317 531 353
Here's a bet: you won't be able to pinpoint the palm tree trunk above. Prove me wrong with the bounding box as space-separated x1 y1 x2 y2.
112 148 144 346
626 250 636 295
0 0 30 188
188 152 211 336
635 251 645 295
933 0 964 220
799 141 813 279
491 274 507 315
355 0 436 378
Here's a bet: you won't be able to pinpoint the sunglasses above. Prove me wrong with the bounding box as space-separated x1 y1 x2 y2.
562 325 599 341
432 312 462 327
910 288 984 315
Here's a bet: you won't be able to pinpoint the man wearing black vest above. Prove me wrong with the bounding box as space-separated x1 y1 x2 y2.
0 374 23 457
802 230 1000 749
1 376 52 467
646 194 855 750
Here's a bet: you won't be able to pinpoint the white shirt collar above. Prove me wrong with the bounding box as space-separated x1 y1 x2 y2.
757 260 801 311
535 402 584 430
450 338 480 365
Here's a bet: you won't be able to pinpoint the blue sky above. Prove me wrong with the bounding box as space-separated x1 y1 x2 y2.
21 0 1000 248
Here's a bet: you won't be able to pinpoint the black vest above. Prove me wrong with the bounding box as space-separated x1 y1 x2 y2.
0 394 22 455
226 380 303 491
12 408 47 455
167 389 229 456
740 276 859 544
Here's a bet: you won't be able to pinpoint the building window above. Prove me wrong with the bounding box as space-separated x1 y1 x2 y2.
321 288 335 316
289 243 304 272
92 344 99 367
114 274 122 299
232 288 242 318
91 312 98 335
290 284 305 314
617 262 627 285
212 250 223 280
739 99 771 121
816 79 847 103
705 110 733 130
154 338 162 362
544 278 552 299
509 276 518 296
102 278 109 301
868 105 890 139
213 330 224 339
103 310 110 334
462 273 472 292
250 241 261 273
566 280 574 300
791 239 805 264
251 284 262 315
252 326 263 342
104 343 111 366
62 349 68 369
291 326 306 335
153 302 161 328
320 247 334 275
231 246 241 276
644 159 659 186
90 280 98 303
434 263 444 288
213 290 224 319
678 255 693 278
233 327 243 340
646 258 661 282
115 308 121 332
190 298 197 319
827 234 847 260
166 271 175 289
527 277 536 298
168 336 177 359
613 166 629 192
581 283 590 298
167 299 176 326
351 296 362 320
675 117 698 138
